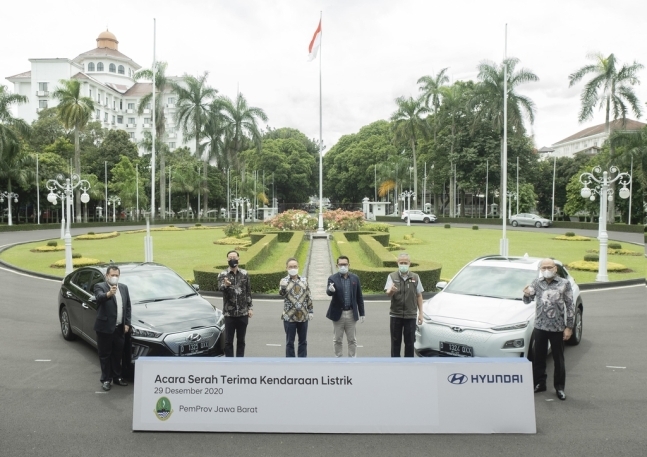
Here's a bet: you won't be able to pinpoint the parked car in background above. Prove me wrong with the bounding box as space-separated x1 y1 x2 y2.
509 213 552 227
415 255 583 359
401 210 437 223
57 263 226 377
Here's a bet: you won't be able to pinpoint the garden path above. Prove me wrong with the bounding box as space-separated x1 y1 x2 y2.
307 236 334 300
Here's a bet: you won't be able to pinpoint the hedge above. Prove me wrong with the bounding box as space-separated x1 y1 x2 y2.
335 232 442 292
194 231 305 293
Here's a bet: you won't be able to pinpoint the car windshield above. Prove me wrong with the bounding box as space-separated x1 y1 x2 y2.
119 269 197 303
444 265 539 300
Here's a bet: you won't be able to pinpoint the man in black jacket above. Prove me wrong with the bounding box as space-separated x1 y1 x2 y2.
326 256 365 357
93 265 131 391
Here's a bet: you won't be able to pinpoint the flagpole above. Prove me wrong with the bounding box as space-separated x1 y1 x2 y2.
500 23 509 256
485 159 489 219
316 11 325 235
151 18 157 221
551 155 556 221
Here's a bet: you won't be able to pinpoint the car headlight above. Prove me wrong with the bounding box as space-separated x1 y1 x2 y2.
502 338 525 349
131 324 162 338
491 321 529 331
215 313 225 329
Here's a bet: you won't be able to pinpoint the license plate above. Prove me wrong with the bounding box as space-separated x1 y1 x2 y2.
439 341 474 357
179 341 210 355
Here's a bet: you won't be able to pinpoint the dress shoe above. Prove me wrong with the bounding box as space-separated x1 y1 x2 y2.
113 378 128 387
534 384 547 393
556 390 566 401
101 381 111 391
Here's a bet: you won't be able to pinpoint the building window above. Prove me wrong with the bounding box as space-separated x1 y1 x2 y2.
168 97 176 104
113 101 116 109
128 102 135 110
112 115 116 124
109 63 116 73
88 62 95 72
144 118 151 124
128 117 135 124
167 127 175 133
38 100 48 109
97 62 104 71
104 112 108 122
38 82 48 92
129 132 135 139
145 103 151 110
117 116 123 124
168 142 175 149
89 89 92 98
96 109 100 119
118 65 125 75
119 100 123 110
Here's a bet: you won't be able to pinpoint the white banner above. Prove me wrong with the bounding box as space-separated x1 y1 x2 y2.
133 357 535 433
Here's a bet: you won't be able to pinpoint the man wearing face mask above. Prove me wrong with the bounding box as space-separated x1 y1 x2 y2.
523 258 574 401
385 252 424 357
279 258 313 357
93 265 131 391
218 250 253 357
326 256 365 357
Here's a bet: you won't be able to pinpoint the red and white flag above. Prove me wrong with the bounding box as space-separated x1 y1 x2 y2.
307 20 322 62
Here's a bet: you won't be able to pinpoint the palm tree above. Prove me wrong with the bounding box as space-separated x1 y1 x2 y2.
390 95 429 208
0 85 30 159
196 99 229 214
568 53 643 135
438 83 467 216
52 79 95 222
472 58 538 210
0 143 36 223
135 62 170 219
417 67 449 144
220 92 268 177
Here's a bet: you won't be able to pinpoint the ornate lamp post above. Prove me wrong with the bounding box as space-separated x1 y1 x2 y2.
0 191 19 226
506 191 517 218
400 190 415 227
580 166 631 282
232 197 250 226
107 196 121 223
46 174 91 275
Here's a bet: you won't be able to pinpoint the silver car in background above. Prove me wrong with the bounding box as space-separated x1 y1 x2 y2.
510 213 552 227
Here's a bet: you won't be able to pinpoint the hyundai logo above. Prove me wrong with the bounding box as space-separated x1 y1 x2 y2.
447 373 468 385
186 333 202 342
451 326 464 333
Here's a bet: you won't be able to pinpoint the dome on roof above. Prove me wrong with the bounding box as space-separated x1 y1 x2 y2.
96 29 118 50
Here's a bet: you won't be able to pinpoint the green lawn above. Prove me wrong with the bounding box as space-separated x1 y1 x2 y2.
347 226 646 284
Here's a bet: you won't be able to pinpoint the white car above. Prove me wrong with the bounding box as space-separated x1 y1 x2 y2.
401 210 437 223
509 213 552 227
415 255 583 359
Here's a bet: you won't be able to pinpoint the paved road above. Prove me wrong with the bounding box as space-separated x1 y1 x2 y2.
0 259 645 456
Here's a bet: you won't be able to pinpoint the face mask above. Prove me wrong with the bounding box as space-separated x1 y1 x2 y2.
287 268 298 277
338 266 349 275
107 276 119 285
541 269 555 279
228 259 239 268
398 264 409 274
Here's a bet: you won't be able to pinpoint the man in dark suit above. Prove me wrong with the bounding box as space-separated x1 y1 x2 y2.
326 256 365 357
93 265 131 391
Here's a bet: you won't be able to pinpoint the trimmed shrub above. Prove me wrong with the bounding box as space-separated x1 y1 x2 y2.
47 241 58 247
565 232 575 237
75 231 119 240
362 222 390 232
472 225 479 230
584 253 599 262
223 223 243 237
553 235 591 241
608 242 622 250
195 223 202 227
567 260 628 272
88 232 95 235
72 253 82 259
51 257 102 268
444 224 451 229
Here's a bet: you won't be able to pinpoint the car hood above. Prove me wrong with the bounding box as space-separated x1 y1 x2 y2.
132 296 222 333
423 291 534 328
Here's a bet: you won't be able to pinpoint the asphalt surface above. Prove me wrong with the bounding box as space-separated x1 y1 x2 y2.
1 261 646 456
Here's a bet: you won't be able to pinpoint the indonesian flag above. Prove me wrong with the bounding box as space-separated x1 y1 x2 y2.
307 20 322 62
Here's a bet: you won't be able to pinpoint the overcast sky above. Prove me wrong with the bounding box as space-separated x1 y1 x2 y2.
2 0 646 151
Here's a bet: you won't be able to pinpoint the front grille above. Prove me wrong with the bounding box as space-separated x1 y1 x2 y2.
427 323 492 347
163 328 219 355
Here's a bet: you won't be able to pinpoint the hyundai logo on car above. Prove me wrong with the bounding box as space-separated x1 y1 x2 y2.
186 333 202 342
447 373 468 384
451 326 464 333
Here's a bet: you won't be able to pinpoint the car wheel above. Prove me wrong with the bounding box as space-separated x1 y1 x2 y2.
511 220 518 227
60 306 77 341
566 306 583 346
535 221 542 228
423 217 430 223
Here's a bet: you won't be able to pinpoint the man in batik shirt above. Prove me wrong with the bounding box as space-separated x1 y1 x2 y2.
279 257 313 357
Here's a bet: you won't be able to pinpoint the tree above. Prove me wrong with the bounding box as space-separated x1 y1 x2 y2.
197 99 228 214
390 95 430 208
0 142 36 223
135 61 171 219
0 85 30 159
109 156 147 210
52 79 95 222
84 129 139 184
472 57 539 213
417 67 449 144
610 127 647 223
27 107 65 152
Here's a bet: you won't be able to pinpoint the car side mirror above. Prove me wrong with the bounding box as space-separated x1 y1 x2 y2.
192 284 200 291
88 296 97 304
436 281 447 290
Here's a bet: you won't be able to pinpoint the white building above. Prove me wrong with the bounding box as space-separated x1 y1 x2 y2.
5 30 190 154
539 118 646 160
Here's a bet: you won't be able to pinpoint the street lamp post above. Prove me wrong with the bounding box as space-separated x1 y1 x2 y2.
232 197 250 226
0 191 19 226
107 196 121 223
506 191 517 219
400 190 415 227
579 166 631 282
46 174 90 275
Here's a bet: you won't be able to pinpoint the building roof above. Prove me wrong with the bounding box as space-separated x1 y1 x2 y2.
538 146 554 153
71 72 129 96
123 82 152 97
553 119 646 146
6 70 31 79
72 47 141 70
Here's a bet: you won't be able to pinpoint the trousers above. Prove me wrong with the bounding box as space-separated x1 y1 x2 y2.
96 325 125 382
532 328 566 390
333 310 357 357
390 317 416 357
284 321 308 357
224 316 248 357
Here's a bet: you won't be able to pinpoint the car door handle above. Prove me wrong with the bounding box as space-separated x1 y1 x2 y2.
82 303 89 309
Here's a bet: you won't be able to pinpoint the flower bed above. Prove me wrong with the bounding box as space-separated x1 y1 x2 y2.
265 210 317 231
31 245 66 252
553 235 591 241
566 260 629 272
75 231 119 240
51 257 103 268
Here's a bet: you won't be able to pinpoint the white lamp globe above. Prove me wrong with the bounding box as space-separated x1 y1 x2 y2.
619 187 630 199
580 187 591 199
47 193 57 204
81 193 90 204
